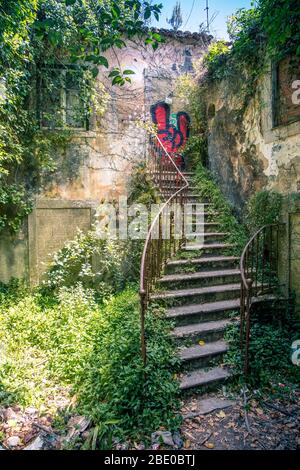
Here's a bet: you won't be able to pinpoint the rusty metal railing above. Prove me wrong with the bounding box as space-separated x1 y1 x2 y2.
139 134 189 364
240 224 280 376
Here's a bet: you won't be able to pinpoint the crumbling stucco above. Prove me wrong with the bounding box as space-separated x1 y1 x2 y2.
206 62 300 212
0 31 211 284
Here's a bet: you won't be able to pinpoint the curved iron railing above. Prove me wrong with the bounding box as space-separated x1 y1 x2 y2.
139 134 189 364
240 224 280 375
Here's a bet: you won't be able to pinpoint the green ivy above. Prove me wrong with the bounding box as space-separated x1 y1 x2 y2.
204 0 300 87
193 162 248 257
0 0 162 234
224 306 300 389
246 190 283 232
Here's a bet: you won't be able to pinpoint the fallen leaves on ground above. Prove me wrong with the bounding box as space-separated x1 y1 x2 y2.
181 390 300 450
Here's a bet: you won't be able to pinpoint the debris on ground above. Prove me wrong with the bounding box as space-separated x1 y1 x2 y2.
181 390 300 450
0 389 299 450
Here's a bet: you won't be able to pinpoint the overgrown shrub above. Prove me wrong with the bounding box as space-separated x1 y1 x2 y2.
127 162 158 206
43 163 157 299
0 284 180 442
246 190 283 232
76 290 180 438
43 231 142 301
225 307 300 388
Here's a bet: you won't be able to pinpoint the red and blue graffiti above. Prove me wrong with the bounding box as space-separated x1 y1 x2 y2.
150 101 190 167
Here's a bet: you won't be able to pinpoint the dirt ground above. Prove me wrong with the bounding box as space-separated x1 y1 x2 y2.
1 388 299 450
180 389 300 450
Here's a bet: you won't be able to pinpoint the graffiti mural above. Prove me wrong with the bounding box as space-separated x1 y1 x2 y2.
150 101 190 168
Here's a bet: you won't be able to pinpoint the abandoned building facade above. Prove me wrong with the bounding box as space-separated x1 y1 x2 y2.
0 29 299 311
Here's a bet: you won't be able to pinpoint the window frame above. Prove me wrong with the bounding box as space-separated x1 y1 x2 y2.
272 57 300 129
37 64 90 132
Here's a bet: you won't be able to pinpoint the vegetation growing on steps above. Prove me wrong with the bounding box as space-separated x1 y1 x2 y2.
246 190 283 232
192 162 248 257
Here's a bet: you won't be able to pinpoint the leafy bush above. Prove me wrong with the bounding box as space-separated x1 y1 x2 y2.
0 284 180 441
246 190 283 232
127 163 157 206
225 310 300 388
202 1 300 102
0 1 162 233
203 40 230 80
77 290 180 438
44 231 141 301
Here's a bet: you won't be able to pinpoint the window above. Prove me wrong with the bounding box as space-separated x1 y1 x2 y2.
38 67 89 130
272 56 300 127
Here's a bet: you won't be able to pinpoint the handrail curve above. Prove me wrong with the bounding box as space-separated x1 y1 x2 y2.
139 134 189 364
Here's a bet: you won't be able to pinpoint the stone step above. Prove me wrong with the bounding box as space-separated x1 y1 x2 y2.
186 232 228 238
159 185 198 191
184 243 235 252
184 222 222 235
161 192 207 198
152 171 193 179
185 233 228 243
166 298 240 325
179 340 228 369
172 318 231 343
151 283 241 306
167 255 239 268
180 366 230 391
159 268 241 288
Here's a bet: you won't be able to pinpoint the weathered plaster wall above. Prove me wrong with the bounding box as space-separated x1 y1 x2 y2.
0 226 28 284
43 31 211 203
206 62 300 304
206 62 300 212
0 31 211 284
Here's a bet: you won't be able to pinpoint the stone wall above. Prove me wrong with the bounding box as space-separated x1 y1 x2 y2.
205 59 300 305
206 60 300 213
0 30 211 284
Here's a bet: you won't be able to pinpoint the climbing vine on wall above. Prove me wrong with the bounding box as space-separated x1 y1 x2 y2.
0 0 162 234
204 0 300 89
175 65 208 169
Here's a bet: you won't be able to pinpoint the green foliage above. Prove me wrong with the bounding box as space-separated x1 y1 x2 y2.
203 40 230 80
0 0 162 233
127 162 157 206
193 162 248 256
259 0 300 59
183 135 208 169
225 307 300 388
77 290 180 438
202 0 300 113
44 231 143 301
246 190 283 232
43 164 157 298
0 284 179 442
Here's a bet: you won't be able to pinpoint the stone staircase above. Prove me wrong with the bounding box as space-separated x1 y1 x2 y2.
151 172 240 392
